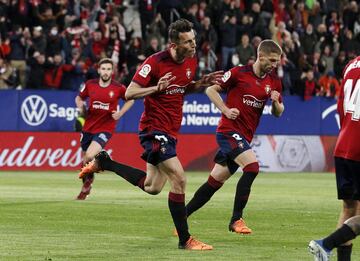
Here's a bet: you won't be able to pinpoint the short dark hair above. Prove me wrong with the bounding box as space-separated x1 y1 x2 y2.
258 40 282 55
168 18 193 43
98 58 114 68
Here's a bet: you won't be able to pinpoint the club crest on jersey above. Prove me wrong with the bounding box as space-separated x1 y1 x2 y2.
238 141 244 149
222 71 231 82
139 64 151 78
109 91 114 98
265 85 271 94
186 68 191 79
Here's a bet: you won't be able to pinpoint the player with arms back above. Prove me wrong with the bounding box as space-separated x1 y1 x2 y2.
309 56 360 260
183 40 284 234
75 58 134 200
78 19 222 250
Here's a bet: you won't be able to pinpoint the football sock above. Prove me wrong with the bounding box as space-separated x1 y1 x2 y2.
337 244 352 261
230 162 259 224
168 192 191 246
186 175 223 217
323 224 356 250
82 172 94 184
101 159 146 189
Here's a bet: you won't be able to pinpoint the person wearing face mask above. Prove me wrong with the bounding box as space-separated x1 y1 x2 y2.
45 26 66 58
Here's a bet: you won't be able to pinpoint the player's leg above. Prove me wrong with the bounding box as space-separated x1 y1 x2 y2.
229 149 259 234
159 157 212 250
76 132 104 200
142 163 167 194
186 163 230 217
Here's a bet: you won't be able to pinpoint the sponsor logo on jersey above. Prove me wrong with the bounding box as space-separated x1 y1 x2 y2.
92 101 110 110
222 71 231 82
186 68 191 79
242 94 265 109
264 85 271 95
165 84 186 95
139 64 151 78
109 91 114 98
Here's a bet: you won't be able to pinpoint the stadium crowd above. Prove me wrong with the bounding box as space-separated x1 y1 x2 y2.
0 0 359 100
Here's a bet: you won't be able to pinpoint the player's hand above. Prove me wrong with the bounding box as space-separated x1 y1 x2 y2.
270 90 280 102
201 70 224 86
157 72 176 92
112 111 122 120
224 108 239 120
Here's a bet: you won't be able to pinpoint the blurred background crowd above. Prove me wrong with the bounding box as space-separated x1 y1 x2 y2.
0 0 359 101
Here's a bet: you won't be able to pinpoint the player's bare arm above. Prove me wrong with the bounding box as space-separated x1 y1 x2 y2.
206 84 239 120
125 72 176 100
187 71 224 93
75 95 86 116
270 90 284 117
112 99 135 120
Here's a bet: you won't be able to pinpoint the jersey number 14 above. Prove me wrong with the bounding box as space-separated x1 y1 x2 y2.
344 79 360 121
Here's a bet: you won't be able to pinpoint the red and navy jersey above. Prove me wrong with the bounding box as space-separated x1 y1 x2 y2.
79 79 126 134
217 65 283 142
132 50 197 138
334 56 360 161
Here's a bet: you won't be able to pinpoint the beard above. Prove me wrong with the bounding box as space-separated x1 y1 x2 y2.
100 75 111 83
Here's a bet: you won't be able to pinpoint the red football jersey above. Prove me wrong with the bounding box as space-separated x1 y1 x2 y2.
217 65 283 142
334 56 360 161
132 50 197 137
79 79 126 134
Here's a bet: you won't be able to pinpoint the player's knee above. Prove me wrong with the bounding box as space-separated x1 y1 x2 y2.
145 186 162 195
83 154 93 165
345 216 360 236
243 162 259 174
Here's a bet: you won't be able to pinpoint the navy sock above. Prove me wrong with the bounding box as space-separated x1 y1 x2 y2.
323 224 356 250
230 162 258 224
337 244 352 261
102 159 146 190
186 175 223 217
168 192 191 246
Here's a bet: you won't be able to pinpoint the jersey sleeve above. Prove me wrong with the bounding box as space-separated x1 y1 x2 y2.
219 67 237 90
132 56 157 87
273 77 283 103
78 81 89 99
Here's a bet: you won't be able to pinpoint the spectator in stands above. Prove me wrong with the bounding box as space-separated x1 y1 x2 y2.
318 71 340 99
29 26 47 56
248 1 271 39
301 69 320 101
343 1 359 32
46 26 67 58
274 0 290 26
43 53 74 89
301 23 317 56
237 14 253 39
220 14 238 70
144 36 161 58
270 20 291 47
199 16 217 53
26 51 46 89
61 48 87 91
83 27 109 63
8 25 27 88
340 29 360 57
138 0 157 40
147 13 167 48
334 50 348 80
321 45 337 76
235 33 255 66
0 57 15 89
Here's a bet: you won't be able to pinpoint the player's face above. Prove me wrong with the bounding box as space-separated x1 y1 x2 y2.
174 30 196 59
98 63 113 82
259 52 281 74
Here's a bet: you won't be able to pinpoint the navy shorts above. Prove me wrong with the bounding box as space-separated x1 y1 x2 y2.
335 157 360 200
139 130 177 166
80 131 112 151
214 132 251 174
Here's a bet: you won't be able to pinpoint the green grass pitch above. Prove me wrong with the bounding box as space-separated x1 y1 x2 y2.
0 171 358 260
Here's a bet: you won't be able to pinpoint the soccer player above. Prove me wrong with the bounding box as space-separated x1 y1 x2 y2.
184 40 284 234
75 58 134 200
78 19 222 250
309 55 360 261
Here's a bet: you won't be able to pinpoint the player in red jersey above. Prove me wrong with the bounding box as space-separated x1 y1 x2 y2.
309 56 360 261
78 19 222 250
75 58 134 200
183 40 284 234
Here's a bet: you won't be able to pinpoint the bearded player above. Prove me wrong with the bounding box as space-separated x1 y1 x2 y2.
75 58 134 200
78 19 223 249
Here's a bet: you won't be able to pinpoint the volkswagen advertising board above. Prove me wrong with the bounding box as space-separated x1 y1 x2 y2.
0 90 340 135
